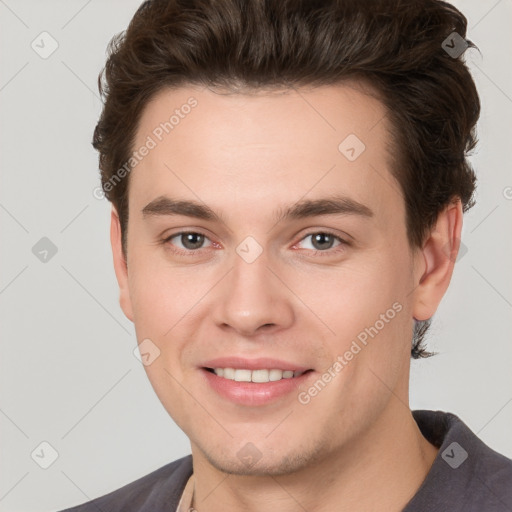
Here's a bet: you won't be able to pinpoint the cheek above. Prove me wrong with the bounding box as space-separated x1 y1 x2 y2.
305 254 406 322
127 254 220 379
128 252 207 330
127 260 197 423
299 250 412 364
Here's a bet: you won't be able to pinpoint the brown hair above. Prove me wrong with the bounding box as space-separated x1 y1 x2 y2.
93 0 480 358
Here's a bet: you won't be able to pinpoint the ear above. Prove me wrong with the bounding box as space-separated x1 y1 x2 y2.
110 207 134 322
412 199 464 322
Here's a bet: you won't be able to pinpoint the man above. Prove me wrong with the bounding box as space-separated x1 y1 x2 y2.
60 0 512 510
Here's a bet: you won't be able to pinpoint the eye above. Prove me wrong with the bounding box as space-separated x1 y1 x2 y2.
297 231 346 252
165 231 212 251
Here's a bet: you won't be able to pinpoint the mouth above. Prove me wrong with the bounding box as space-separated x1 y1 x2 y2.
203 367 312 383
199 360 315 406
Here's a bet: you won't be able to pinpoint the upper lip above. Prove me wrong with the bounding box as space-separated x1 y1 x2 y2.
201 357 312 372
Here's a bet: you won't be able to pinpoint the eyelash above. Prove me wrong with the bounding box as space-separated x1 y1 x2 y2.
161 230 349 257
297 231 349 256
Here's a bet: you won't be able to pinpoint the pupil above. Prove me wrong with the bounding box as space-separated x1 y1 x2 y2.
182 233 204 249
312 233 333 250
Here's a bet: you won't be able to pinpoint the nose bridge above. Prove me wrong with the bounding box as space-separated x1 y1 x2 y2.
213 238 294 334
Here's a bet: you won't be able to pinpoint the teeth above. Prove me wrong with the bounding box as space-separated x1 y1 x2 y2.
234 369 252 382
252 369 269 383
222 368 235 379
269 369 283 381
212 367 305 383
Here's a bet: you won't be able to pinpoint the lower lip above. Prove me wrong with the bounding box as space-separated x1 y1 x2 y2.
201 368 314 406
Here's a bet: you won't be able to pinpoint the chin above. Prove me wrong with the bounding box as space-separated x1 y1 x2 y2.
201 444 324 477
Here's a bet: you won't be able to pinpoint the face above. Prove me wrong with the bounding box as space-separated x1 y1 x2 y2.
113 83 428 476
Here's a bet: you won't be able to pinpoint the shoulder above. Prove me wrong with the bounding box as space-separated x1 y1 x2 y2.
462 424 512 510
57 454 193 512
408 410 512 512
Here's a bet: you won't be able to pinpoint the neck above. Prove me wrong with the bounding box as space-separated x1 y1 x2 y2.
189 400 438 512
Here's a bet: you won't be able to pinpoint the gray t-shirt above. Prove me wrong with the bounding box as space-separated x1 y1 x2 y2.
59 410 512 511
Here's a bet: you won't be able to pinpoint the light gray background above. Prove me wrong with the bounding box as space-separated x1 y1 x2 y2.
1 1 511 511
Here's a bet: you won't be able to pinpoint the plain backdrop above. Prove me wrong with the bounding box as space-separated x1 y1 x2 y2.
0 1 511 510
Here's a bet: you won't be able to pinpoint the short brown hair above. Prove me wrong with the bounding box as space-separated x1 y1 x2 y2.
93 0 480 358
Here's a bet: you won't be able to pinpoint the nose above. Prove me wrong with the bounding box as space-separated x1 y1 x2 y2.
212 247 295 337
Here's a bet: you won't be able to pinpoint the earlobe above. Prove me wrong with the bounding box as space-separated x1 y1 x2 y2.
412 199 463 322
110 207 134 322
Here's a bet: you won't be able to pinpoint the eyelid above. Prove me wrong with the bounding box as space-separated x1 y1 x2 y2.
293 230 349 253
162 229 349 256
163 230 216 252
161 226 214 240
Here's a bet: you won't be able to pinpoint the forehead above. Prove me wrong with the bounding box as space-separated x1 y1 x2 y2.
129 83 401 225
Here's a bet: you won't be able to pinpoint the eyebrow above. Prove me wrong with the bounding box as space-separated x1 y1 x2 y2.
141 194 374 223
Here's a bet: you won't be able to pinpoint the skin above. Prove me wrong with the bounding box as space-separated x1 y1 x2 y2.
111 83 463 511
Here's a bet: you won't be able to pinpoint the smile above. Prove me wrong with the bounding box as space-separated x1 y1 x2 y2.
201 366 315 406
205 367 308 383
